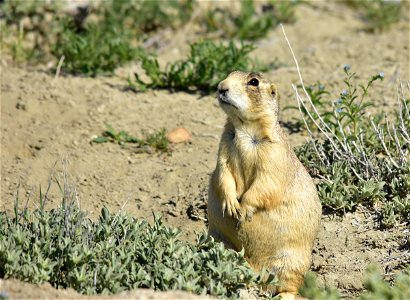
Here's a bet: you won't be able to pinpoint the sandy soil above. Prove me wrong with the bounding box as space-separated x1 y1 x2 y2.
1 1 409 299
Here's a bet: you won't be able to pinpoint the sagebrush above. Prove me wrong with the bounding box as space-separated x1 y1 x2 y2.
291 67 409 228
0 188 275 297
300 268 410 299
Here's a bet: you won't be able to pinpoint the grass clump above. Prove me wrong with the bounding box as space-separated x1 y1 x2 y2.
131 40 258 92
51 19 141 76
299 272 341 300
344 0 405 32
0 0 63 64
93 124 169 151
1 22 37 65
1 0 195 71
0 186 275 297
0 0 63 26
359 266 410 300
292 66 410 227
201 0 300 40
299 268 410 299
104 0 194 34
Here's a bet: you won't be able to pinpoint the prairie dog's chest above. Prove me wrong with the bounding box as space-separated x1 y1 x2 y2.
227 128 267 171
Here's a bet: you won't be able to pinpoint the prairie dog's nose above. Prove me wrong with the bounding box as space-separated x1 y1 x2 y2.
218 81 229 96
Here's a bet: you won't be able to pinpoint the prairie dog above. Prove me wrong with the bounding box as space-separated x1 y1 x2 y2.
208 71 321 297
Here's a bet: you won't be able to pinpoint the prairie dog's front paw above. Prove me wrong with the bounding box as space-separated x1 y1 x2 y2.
222 197 241 219
239 204 256 222
238 194 256 222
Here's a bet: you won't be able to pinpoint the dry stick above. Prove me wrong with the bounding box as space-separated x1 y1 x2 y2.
396 84 405 125
43 159 59 209
358 128 375 177
403 82 410 119
397 82 410 143
54 55 65 80
280 25 344 139
385 115 406 164
282 25 348 158
293 84 328 165
293 87 343 159
316 173 334 184
384 116 399 161
334 107 357 162
395 83 409 142
370 119 400 169
112 198 130 228
401 83 410 140
61 155 81 209
391 123 405 164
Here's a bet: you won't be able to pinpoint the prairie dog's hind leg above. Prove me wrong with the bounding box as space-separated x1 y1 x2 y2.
208 227 239 251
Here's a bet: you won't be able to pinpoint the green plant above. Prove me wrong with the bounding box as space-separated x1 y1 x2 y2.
103 0 194 34
51 18 141 76
299 268 410 300
293 66 410 227
299 272 340 300
9 21 34 64
131 40 260 92
0 177 276 297
0 0 63 25
284 82 331 130
201 0 300 40
359 266 410 299
0 0 64 64
93 124 169 151
0 292 8 300
1 0 195 69
344 0 405 32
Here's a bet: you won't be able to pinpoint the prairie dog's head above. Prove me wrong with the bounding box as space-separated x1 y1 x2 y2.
217 71 279 122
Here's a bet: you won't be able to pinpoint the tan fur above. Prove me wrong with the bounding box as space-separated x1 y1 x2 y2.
208 71 322 296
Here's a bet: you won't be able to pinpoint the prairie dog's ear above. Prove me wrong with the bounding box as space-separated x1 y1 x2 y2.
270 83 278 99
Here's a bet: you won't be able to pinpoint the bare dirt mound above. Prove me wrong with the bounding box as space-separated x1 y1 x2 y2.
0 279 210 299
1 2 409 299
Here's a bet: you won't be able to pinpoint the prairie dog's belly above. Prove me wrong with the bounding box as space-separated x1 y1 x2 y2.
210 200 300 247
208 186 320 259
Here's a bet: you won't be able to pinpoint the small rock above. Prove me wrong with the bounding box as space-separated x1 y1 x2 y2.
16 100 26 111
167 127 191 143
97 104 105 113
167 209 179 217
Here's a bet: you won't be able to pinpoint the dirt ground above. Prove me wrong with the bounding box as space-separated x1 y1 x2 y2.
1 1 409 299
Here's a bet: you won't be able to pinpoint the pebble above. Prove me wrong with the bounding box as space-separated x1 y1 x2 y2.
167 127 191 143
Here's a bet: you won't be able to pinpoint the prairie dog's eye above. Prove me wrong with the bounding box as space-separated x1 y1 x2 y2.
248 78 259 87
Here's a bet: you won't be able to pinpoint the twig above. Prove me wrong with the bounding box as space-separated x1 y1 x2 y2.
397 81 410 143
282 25 348 160
370 119 400 168
391 123 405 163
282 25 346 147
54 55 65 80
294 87 345 159
294 85 328 165
112 197 130 227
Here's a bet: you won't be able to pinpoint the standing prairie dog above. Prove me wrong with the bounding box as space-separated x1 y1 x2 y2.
208 71 321 298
